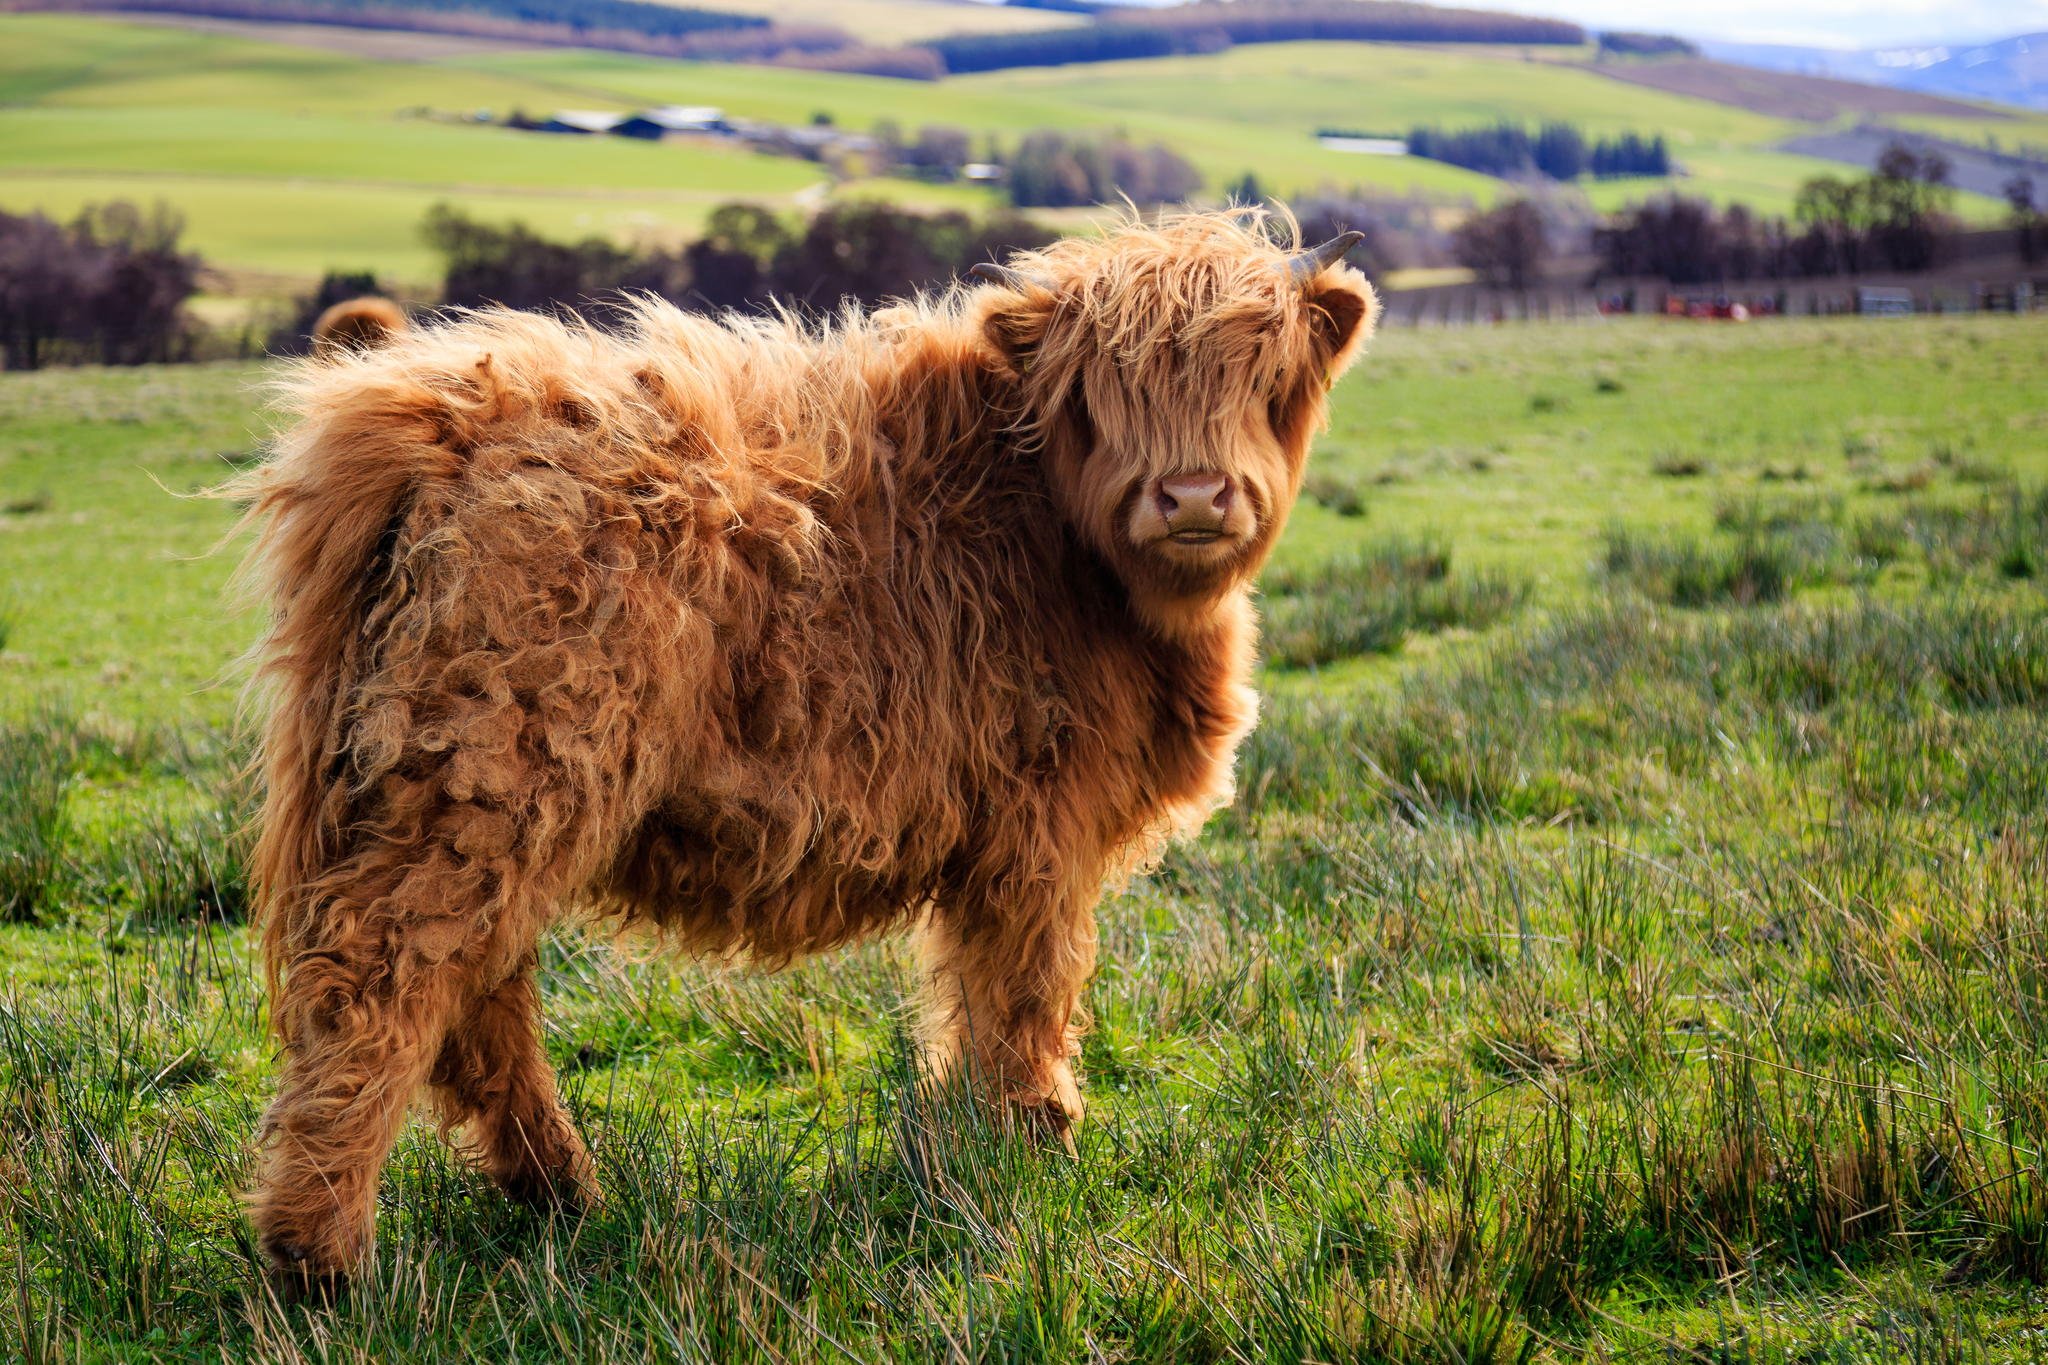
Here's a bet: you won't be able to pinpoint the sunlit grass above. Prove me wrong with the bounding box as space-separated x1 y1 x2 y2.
2 315 2045 1357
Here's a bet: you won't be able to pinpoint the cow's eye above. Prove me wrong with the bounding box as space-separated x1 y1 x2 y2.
1061 387 1094 460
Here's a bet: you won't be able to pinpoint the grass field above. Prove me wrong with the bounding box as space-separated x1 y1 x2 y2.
3 314 2046 1359
0 13 2025 293
0 14 835 288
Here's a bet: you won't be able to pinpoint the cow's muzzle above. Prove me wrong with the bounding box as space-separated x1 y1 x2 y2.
1152 474 1234 543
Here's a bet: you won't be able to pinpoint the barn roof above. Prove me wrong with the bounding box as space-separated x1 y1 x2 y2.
542 110 625 134
640 105 727 129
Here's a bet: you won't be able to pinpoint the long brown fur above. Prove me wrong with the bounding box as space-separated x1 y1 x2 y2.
310 296 407 358
233 210 1377 1285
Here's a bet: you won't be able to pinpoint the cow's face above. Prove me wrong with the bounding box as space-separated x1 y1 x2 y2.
977 216 1377 627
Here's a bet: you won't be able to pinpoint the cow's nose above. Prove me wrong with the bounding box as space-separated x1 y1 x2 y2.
1155 474 1233 539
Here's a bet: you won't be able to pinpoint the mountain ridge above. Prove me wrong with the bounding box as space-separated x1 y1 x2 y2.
1704 32 2047 112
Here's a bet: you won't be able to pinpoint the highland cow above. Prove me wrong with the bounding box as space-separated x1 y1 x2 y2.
237 211 1377 1288
309 295 407 358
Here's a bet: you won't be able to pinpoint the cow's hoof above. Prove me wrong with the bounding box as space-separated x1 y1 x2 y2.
264 1240 352 1306
501 1164 604 1218
1006 1086 1083 1156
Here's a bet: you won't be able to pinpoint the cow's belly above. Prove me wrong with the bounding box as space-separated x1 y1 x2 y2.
598 804 935 962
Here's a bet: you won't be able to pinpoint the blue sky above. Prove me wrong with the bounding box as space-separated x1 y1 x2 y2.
1476 0 2048 47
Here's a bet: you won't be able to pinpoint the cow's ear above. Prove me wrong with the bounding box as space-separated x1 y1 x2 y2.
1305 275 1379 376
980 289 1055 378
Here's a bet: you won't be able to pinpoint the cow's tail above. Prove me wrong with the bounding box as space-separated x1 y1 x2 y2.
225 339 466 1005
310 297 408 359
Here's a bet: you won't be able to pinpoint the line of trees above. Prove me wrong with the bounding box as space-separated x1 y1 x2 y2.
0 202 200 371
1233 183 1461 276
1451 199 1548 290
1792 143 1957 274
925 25 1174 75
1596 143 1961 284
2007 175 2047 264
924 0 1580 74
1407 122 1671 180
1000 133 1200 208
869 126 1201 209
1595 31 1697 56
424 201 1053 316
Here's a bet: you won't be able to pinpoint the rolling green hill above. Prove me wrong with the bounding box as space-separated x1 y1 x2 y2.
0 11 2026 291
0 14 828 283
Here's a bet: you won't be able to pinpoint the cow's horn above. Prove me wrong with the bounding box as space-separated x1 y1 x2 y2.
968 261 1033 288
1288 231 1364 282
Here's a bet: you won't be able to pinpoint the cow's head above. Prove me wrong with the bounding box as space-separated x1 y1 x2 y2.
973 212 1377 634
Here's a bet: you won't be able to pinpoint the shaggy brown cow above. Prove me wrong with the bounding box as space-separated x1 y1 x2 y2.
309 296 407 358
236 210 1377 1288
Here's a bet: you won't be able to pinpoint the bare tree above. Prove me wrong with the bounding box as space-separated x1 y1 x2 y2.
0 202 199 370
2004 174 2044 264
1452 199 1546 291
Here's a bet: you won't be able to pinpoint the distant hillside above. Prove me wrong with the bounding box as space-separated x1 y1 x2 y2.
12 0 1583 75
1591 55 2010 123
1779 127 2048 200
4 0 771 53
928 1 1583 74
1704 34 2048 113
0 11 2029 289
12 0 765 36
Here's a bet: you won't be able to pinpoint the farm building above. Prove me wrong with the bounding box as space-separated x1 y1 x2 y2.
613 106 732 139
539 110 625 135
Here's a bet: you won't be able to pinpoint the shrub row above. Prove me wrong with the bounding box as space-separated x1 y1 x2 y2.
924 0 1580 74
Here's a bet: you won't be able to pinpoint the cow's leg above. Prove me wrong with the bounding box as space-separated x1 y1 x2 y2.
251 875 474 1293
916 889 1097 1144
429 956 598 1213
253 728 633 1289
247 451 674 1288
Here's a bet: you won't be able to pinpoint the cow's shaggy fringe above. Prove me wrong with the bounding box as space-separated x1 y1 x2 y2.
229 209 1376 1287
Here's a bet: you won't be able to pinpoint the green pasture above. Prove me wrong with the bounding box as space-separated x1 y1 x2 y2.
950 45 2013 223
966 41 1785 145
0 15 830 285
0 107 819 197
1 13 2027 292
464 44 1505 200
4 316 2045 721
1579 144 1876 219
3 315 2048 1357
0 12 594 116
0 172 756 286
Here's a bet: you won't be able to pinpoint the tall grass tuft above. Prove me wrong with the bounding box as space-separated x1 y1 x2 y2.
1856 484 2048 581
1601 526 1803 606
1262 537 1525 668
1603 497 1852 607
1302 468 1368 517
0 709 78 921
99 789 252 928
